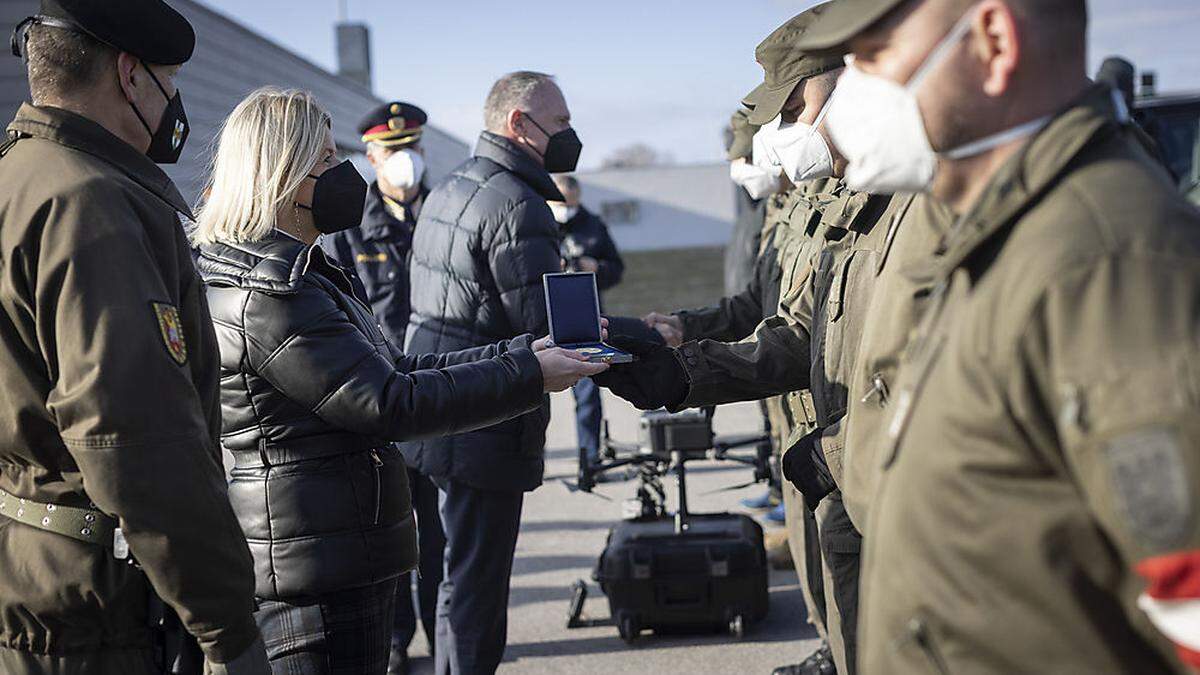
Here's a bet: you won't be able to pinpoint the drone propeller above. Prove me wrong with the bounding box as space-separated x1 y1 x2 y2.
699 479 762 496
559 478 615 502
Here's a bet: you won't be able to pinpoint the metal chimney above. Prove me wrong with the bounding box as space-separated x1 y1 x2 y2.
336 4 372 92
1140 71 1157 99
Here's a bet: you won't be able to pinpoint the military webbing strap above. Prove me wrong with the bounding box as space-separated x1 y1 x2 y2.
0 487 117 548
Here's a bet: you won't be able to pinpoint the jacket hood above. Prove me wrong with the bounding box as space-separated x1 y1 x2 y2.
196 230 344 295
474 132 565 203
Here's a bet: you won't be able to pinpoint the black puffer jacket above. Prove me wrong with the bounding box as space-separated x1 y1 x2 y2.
197 231 544 601
405 132 563 492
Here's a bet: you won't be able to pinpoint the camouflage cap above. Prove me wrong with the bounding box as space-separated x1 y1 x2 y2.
726 109 760 161
792 0 909 52
743 6 847 126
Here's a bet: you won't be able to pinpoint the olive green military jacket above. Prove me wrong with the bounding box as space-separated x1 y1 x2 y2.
862 87 1200 674
675 181 834 344
788 193 910 487
835 195 950 530
0 105 258 663
678 178 871 411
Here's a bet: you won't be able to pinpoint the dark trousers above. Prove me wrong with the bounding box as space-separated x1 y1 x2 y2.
818 493 861 675
392 468 445 664
435 480 524 675
572 377 602 462
256 579 398 675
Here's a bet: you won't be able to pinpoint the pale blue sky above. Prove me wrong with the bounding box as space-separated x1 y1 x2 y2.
196 0 1200 170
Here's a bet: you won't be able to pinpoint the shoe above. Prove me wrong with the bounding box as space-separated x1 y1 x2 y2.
771 642 837 675
765 502 787 523
741 490 776 510
387 648 409 675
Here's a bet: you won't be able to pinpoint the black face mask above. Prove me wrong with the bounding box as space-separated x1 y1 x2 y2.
524 114 583 174
129 62 189 164
295 160 368 234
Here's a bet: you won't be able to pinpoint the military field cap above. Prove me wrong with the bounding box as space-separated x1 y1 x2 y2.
360 101 427 147
727 108 760 161
744 7 847 126
792 0 909 52
35 0 196 65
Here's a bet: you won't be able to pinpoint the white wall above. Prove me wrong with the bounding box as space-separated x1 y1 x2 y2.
574 163 735 252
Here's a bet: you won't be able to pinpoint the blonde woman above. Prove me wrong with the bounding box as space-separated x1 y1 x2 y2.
192 87 606 674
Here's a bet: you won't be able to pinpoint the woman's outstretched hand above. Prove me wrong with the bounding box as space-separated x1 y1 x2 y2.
536 347 609 392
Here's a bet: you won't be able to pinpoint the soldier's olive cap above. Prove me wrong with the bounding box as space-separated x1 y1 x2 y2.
743 7 847 126
792 0 908 52
726 108 760 161
36 0 196 65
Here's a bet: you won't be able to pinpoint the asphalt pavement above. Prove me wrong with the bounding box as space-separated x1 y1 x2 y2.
402 390 820 674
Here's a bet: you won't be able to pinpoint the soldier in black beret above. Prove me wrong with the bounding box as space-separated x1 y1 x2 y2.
2 1 269 673
322 100 440 673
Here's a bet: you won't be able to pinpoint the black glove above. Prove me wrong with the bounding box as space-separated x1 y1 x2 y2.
602 315 666 349
782 427 837 511
592 334 688 410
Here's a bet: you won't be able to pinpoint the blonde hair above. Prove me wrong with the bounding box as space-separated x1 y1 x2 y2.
193 87 332 245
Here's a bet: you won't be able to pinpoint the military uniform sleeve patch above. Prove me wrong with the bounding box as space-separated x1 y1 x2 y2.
1106 426 1193 550
151 301 188 366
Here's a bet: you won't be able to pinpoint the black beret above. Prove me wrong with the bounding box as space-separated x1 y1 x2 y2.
41 0 195 65
359 101 427 147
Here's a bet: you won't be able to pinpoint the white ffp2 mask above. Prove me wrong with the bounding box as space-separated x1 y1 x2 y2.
730 159 780 200
826 4 1049 194
549 203 579 224
758 100 835 185
380 148 425 190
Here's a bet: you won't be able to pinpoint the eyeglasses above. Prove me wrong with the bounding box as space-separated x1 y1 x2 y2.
10 15 81 59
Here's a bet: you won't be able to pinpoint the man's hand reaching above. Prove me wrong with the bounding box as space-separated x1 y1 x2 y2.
643 311 684 348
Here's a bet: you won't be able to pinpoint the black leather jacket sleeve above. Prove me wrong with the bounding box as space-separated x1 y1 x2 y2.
389 334 536 370
243 281 544 442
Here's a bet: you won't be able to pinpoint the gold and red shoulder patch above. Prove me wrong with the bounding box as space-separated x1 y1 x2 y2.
151 302 188 366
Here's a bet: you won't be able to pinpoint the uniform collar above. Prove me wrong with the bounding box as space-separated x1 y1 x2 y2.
7 103 193 219
474 131 565 202
938 85 1127 273
359 183 422 241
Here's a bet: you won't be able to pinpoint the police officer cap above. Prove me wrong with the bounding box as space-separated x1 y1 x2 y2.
742 6 847 126
31 0 196 65
790 0 907 52
359 102 427 147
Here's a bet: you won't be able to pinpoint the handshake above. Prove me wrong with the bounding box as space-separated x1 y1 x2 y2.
574 315 692 410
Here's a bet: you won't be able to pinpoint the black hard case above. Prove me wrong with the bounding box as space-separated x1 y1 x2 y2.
596 512 769 637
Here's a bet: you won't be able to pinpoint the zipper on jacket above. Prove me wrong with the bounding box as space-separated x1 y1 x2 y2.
369 449 383 526
908 618 951 675
861 372 890 407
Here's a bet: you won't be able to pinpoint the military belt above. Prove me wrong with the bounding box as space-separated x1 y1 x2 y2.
230 433 387 468
0 487 117 548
